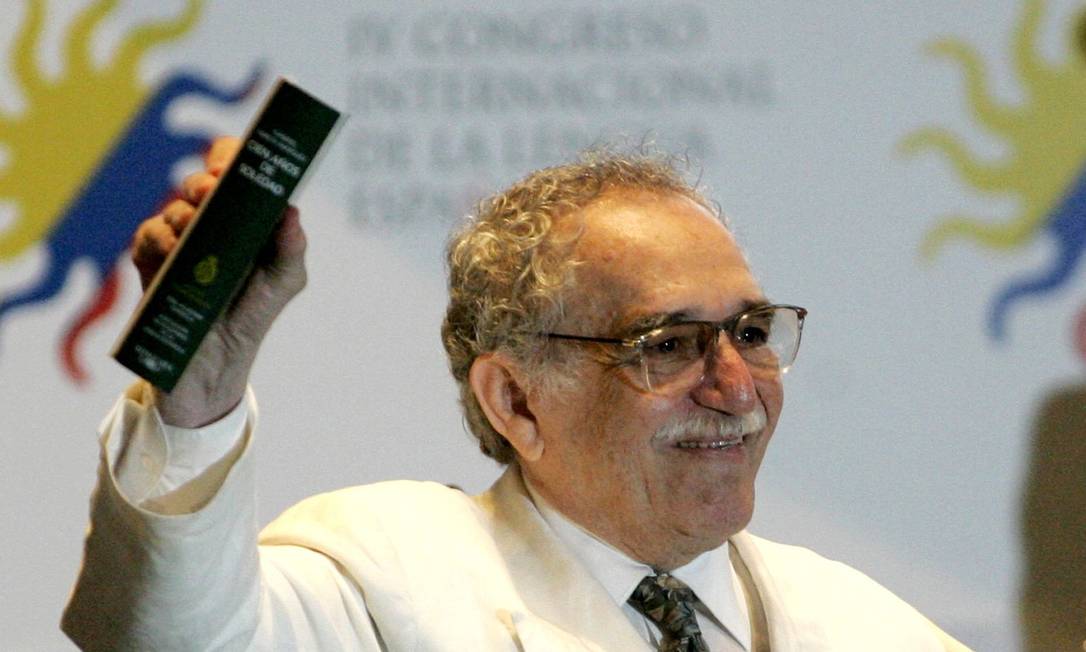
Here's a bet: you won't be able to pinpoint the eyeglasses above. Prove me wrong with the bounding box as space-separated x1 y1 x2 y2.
544 304 807 395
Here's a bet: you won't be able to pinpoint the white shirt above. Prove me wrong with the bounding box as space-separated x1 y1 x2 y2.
108 383 252 512
525 479 752 651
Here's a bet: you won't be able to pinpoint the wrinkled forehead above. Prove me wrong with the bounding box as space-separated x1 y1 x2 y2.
562 189 763 332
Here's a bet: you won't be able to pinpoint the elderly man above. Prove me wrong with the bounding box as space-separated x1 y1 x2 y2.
63 138 969 651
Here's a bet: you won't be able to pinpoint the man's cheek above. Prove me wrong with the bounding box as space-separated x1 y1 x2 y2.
757 378 784 423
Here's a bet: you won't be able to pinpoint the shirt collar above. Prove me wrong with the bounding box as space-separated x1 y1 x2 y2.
672 541 752 651
522 473 752 650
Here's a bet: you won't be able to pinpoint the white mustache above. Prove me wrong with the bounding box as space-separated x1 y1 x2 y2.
653 404 767 444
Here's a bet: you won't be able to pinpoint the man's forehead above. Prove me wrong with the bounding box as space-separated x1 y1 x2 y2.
574 188 729 249
573 189 749 276
565 188 764 329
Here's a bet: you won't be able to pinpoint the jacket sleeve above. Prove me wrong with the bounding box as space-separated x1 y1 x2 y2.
61 385 383 651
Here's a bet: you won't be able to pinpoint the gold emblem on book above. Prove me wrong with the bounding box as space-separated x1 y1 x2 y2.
194 255 219 285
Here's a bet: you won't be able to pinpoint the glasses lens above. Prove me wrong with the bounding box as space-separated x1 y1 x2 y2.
733 306 803 371
635 323 713 393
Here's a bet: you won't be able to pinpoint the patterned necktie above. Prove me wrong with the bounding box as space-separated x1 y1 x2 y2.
627 573 710 652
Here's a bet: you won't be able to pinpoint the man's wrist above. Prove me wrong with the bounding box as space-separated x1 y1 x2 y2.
152 385 246 429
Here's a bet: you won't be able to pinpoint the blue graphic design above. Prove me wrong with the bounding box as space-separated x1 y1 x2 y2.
0 67 260 381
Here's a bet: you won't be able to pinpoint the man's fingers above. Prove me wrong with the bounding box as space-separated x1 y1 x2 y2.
180 172 218 206
206 136 242 176
162 199 196 234
131 217 178 289
177 137 241 205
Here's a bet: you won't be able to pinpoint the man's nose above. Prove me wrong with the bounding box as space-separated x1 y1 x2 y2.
690 333 759 414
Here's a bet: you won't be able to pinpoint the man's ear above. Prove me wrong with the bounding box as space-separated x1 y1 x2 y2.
469 353 544 462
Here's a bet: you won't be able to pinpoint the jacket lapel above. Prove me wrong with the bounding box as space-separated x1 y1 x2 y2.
476 467 649 652
729 531 800 651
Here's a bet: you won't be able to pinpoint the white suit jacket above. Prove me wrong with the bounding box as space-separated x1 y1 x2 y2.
63 395 970 651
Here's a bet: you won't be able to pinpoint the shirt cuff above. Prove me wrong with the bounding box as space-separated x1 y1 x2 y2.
103 382 255 514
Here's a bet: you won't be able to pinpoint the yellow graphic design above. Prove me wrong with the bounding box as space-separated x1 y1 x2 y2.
194 255 218 286
0 0 202 261
900 0 1086 259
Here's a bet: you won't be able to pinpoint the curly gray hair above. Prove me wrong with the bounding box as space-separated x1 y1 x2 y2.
441 148 719 463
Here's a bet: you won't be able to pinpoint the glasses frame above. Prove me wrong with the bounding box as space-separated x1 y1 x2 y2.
544 303 808 391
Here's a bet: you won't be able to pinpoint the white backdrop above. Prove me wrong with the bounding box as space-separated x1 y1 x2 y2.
3 2 1085 649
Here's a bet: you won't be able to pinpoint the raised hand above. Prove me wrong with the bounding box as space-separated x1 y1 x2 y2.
131 136 308 427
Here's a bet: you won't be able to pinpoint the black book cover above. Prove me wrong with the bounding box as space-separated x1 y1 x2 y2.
113 78 341 390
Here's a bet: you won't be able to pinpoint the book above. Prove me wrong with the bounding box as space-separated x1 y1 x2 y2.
112 78 341 391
